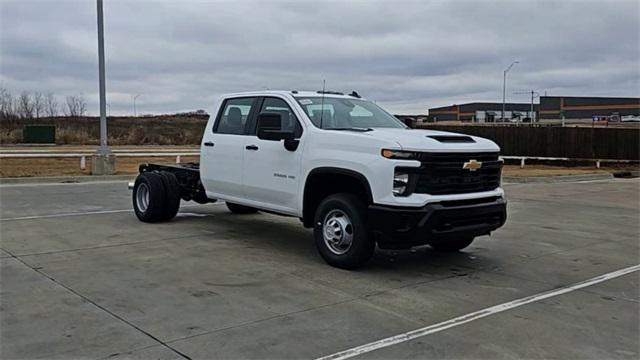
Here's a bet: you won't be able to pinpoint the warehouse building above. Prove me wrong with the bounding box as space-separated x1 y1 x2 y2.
428 96 640 122
427 102 536 122
538 96 640 120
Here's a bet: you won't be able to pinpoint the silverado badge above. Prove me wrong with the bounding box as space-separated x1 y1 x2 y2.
462 159 482 171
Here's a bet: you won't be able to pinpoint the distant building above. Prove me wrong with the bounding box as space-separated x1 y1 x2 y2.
538 96 640 120
427 102 536 122
428 96 640 122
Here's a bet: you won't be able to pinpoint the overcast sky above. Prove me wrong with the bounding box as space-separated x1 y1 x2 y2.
1 0 638 115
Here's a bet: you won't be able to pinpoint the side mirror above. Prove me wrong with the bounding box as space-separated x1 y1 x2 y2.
257 113 294 141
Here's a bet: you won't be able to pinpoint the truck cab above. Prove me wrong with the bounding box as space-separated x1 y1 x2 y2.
131 90 506 269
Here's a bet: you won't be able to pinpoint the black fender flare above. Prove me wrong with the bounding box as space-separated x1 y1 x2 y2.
302 167 373 227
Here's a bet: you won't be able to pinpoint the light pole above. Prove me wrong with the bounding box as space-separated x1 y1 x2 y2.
96 0 109 156
91 0 114 175
502 60 519 122
133 94 141 117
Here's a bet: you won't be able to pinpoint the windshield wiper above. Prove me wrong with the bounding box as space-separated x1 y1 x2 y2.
325 127 373 132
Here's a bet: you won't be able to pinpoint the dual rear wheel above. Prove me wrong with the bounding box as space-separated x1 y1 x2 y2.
133 171 181 222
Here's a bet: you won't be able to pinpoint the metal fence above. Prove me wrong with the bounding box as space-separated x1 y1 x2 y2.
417 125 640 160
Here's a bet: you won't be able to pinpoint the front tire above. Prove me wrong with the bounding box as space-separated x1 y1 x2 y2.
313 193 374 269
226 202 258 214
133 172 167 223
429 237 475 252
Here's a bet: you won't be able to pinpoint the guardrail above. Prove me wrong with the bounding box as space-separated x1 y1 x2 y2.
501 156 638 169
0 151 200 170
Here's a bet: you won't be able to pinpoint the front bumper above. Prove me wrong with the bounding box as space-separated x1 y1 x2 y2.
368 196 507 249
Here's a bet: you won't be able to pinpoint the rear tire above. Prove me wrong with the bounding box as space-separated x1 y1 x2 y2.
429 237 475 252
158 171 181 221
132 172 167 223
313 193 374 269
226 202 258 214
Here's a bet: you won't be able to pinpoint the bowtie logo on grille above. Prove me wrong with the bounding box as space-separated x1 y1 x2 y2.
462 159 483 171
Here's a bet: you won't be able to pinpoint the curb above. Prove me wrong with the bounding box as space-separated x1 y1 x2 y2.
0 175 135 185
503 173 614 184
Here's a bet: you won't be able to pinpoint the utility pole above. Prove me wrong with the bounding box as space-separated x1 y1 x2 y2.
530 90 539 123
92 0 114 175
133 94 141 117
502 60 519 122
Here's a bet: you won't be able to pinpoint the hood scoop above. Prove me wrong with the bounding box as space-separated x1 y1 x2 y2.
428 135 475 143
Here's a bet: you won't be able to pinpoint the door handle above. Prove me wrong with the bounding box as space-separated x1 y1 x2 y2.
204 141 214 147
245 145 259 151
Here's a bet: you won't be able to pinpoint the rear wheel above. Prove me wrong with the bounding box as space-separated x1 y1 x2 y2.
158 171 181 221
313 193 374 269
429 237 475 252
133 172 167 222
226 202 258 214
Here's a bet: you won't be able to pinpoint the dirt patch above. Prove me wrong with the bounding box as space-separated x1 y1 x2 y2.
1 115 207 146
0 156 200 178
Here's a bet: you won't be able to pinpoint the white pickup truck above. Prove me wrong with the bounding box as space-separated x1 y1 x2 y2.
131 90 507 269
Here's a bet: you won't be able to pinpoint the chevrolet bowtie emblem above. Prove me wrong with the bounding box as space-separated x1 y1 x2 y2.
462 159 482 171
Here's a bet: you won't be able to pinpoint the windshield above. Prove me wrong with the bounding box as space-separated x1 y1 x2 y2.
295 97 406 130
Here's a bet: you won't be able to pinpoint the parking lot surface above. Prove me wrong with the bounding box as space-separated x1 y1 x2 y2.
1 178 638 359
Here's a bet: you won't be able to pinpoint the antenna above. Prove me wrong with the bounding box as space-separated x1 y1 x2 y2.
319 79 326 129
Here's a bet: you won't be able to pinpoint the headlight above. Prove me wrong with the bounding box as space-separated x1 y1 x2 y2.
393 171 410 196
381 149 418 160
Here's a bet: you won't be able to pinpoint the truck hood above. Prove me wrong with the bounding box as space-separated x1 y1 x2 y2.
367 128 500 152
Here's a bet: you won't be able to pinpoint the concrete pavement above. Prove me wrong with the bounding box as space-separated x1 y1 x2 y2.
0 179 638 359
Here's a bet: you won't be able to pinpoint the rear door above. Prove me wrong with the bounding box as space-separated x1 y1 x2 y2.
200 97 258 199
241 96 304 214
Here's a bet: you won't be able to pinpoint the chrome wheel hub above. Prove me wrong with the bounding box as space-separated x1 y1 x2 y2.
136 182 150 212
322 210 354 255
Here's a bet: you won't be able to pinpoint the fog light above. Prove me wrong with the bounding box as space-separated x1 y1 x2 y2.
393 172 409 196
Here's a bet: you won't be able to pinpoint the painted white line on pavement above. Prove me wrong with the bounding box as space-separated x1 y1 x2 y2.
0 180 130 188
0 203 223 221
317 264 640 360
0 209 132 221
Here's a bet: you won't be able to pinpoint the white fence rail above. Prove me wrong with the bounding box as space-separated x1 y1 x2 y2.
500 156 637 169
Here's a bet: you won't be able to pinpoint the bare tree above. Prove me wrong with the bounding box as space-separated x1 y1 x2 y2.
65 94 87 117
0 85 16 120
18 91 34 118
33 91 45 119
45 92 58 117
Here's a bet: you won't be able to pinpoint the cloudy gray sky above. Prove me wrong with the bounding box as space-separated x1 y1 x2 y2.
1 0 638 115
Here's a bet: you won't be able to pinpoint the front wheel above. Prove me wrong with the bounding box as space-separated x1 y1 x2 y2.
429 237 475 252
313 193 374 269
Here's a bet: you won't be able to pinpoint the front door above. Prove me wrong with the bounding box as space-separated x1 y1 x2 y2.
242 97 304 214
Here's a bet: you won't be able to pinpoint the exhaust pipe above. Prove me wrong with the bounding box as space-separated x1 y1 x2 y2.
128 181 135 190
